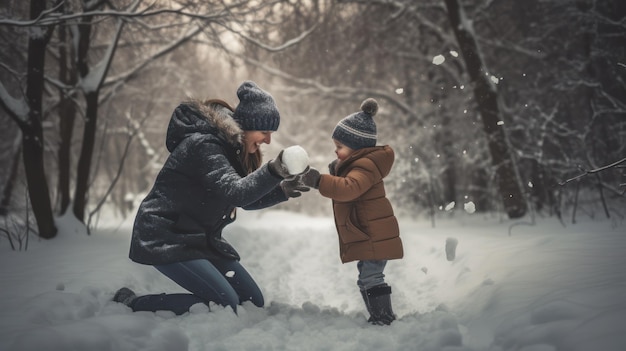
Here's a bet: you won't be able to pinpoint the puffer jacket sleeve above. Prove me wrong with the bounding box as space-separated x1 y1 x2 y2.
318 158 381 202
192 137 283 207
242 186 288 210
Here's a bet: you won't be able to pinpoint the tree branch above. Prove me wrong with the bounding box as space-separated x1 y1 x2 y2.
0 6 227 27
559 157 626 186
239 55 423 124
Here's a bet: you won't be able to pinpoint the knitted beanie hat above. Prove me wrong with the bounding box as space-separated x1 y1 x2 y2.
233 81 280 131
332 98 379 150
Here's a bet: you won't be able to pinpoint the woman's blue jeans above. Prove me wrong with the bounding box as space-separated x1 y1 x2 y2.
129 259 263 315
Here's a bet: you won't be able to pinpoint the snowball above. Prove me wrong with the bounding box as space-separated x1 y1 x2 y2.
282 145 309 175
432 54 445 65
464 201 476 214
444 201 455 211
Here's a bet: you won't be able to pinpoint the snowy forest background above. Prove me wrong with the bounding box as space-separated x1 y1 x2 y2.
0 0 625 244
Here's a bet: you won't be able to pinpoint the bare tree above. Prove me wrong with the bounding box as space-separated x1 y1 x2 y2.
442 0 527 218
0 0 59 238
55 10 78 215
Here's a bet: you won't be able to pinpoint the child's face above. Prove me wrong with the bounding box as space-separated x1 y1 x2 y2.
333 139 354 161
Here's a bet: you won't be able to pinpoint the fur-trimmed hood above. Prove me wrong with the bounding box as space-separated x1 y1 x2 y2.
166 99 243 153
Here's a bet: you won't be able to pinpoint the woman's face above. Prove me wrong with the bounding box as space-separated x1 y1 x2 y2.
333 139 354 161
243 131 273 154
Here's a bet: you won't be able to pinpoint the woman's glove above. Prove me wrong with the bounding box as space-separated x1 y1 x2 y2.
280 178 310 198
268 150 292 179
299 167 321 189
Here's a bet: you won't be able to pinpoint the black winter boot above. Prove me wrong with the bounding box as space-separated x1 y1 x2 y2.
360 285 396 325
113 287 137 307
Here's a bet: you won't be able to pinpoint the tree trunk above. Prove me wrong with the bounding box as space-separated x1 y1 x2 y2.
23 0 57 238
443 0 527 218
57 21 77 215
71 5 97 224
73 92 99 222
71 2 126 223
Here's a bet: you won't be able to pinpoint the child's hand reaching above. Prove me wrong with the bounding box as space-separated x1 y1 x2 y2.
328 159 339 175
299 167 321 189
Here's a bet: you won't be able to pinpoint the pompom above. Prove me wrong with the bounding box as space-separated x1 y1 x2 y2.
360 98 378 116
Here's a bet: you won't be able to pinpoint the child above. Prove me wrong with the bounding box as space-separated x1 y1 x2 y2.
300 98 403 325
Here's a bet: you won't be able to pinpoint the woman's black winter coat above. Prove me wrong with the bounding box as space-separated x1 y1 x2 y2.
129 100 287 265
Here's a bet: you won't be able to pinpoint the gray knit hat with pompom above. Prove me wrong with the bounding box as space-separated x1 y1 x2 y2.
331 98 378 150
233 81 280 131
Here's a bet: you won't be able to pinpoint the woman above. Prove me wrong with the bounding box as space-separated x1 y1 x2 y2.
113 81 308 315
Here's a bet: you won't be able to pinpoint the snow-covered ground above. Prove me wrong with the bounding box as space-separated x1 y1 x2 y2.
1 209 625 351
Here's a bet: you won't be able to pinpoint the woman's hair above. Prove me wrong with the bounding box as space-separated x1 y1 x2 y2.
202 98 262 175
241 145 262 174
